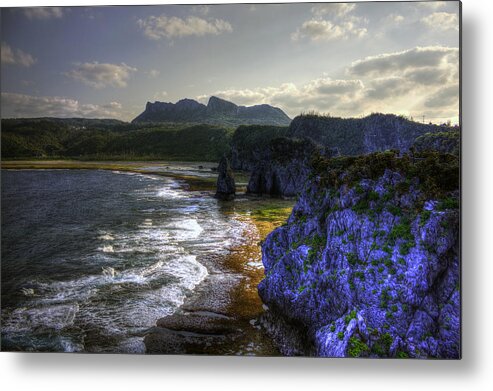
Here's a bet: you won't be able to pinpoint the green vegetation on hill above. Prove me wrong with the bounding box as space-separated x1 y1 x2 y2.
1 118 234 162
311 150 459 200
413 130 460 155
289 114 365 155
232 125 290 150
287 113 455 156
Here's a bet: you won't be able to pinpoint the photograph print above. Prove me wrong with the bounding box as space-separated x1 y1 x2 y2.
1 1 461 358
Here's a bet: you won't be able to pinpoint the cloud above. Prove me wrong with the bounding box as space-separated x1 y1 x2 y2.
1 93 124 118
137 15 232 40
424 85 459 108
198 77 366 116
65 62 137 89
1 42 36 67
293 3 366 42
292 19 367 42
147 69 160 78
191 5 210 16
364 77 413 100
307 78 364 95
417 2 448 10
347 46 458 76
385 14 405 24
23 7 64 20
311 3 356 17
422 12 459 31
199 45 459 123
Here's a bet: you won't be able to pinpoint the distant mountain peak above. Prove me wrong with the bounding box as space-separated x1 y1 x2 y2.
132 96 291 127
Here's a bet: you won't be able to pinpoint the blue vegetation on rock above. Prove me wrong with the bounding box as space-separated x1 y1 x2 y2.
258 151 460 358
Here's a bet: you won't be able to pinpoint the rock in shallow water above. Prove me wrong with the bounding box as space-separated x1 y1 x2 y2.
215 156 236 201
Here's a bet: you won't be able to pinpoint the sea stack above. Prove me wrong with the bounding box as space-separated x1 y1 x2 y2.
214 155 236 201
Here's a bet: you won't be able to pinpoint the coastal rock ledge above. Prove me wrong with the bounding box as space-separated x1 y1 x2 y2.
258 152 460 358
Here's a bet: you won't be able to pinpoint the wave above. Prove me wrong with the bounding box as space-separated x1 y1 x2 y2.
99 245 114 253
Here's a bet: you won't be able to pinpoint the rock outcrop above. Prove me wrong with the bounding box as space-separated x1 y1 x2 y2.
258 151 460 358
132 96 291 127
232 114 456 198
214 156 236 201
287 113 451 156
246 137 322 198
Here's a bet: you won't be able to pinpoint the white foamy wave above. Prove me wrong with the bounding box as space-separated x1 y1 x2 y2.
141 218 153 226
98 234 114 241
162 254 208 290
20 287 35 296
167 219 203 240
157 187 186 199
99 245 114 253
2 303 79 333
102 266 116 278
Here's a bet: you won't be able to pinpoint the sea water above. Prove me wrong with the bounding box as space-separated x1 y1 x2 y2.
1 169 244 353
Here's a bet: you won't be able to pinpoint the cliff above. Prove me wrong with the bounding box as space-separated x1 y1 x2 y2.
132 96 291 127
258 151 460 358
245 137 325 198
287 113 451 155
232 114 456 198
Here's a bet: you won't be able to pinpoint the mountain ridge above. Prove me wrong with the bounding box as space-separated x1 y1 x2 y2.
132 96 292 126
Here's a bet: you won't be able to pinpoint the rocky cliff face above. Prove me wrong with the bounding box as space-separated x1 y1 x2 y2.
132 96 291 127
258 152 460 358
233 114 456 198
287 113 450 156
245 137 325 198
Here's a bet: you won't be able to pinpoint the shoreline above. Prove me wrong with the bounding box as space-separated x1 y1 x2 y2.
2 162 293 355
1 159 252 192
144 200 292 356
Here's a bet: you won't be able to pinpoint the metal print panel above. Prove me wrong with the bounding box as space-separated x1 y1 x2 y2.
0 1 461 358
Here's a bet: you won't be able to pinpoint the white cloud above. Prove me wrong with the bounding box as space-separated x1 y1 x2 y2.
422 12 459 31
1 93 124 118
292 19 367 42
424 85 459 108
293 3 366 42
23 7 64 20
417 1 448 10
347 46 458 76
311 3 356 18
65 62 137 89
364 77 413 100
191 5 210 16
137 15 232 40
147 69 160 78
386 14 405 24
1 42 36 67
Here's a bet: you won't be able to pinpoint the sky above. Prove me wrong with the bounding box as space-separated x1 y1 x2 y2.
0 1 460 124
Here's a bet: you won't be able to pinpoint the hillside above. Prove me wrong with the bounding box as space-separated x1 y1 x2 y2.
231 113 458 197
132 96 291 127
1 118 233 161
